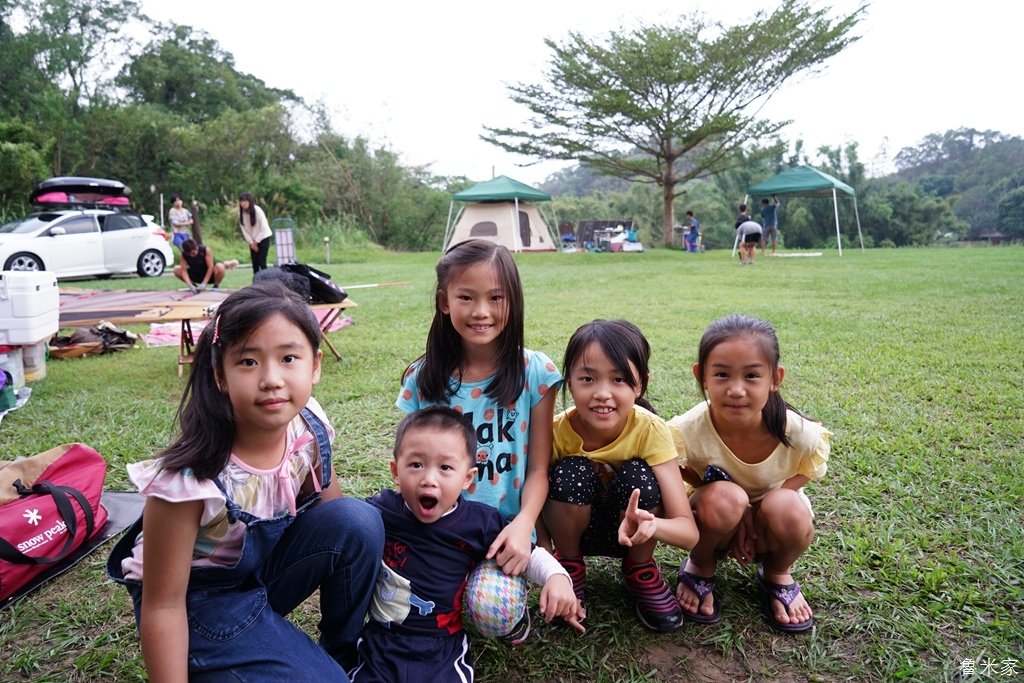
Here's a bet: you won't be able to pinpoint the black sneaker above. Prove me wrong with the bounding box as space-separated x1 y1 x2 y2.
504 608 531 645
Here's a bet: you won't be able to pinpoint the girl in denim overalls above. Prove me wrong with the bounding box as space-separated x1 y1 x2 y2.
108 282 383 680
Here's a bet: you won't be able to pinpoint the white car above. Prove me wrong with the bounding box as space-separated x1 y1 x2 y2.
0 177 173 279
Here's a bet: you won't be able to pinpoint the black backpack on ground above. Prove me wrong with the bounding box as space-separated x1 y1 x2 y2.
280 263 348 304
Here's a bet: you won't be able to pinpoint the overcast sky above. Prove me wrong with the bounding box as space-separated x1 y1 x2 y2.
139 1 1023 185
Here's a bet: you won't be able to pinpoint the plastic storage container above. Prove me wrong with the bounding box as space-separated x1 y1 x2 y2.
0 344 25 389
21 339 47 382
0 271 59 345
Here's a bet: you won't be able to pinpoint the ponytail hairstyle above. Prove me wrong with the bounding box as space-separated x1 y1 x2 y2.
238 191 257 228
694 313 805 447
159 280 321 479
562 319 656 414
408 239 526 407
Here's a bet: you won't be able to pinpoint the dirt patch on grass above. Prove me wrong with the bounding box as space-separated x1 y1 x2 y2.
642 642 811 682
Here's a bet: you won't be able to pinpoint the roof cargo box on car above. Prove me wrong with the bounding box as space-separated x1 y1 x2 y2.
29 177 130 209
0 271 59 345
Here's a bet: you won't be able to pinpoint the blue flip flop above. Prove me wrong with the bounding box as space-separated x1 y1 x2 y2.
756 566 814 633
676 569 721 624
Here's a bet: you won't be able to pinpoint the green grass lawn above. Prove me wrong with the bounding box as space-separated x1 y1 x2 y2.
2 245 1022 681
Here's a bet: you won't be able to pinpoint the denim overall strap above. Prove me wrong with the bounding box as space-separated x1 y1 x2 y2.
211 475 254 525
300 406 334 489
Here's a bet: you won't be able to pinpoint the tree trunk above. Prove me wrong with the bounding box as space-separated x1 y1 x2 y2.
191 200 202 244
662 180 676 247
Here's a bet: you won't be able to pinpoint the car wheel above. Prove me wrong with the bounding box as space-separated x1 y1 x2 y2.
4 252 45 272
137 249 166 277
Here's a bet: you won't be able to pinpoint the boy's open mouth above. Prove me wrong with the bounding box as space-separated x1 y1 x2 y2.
419 495 439 512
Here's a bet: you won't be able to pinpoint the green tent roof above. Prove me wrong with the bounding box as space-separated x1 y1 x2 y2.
748 165 854 198
452 175 551 202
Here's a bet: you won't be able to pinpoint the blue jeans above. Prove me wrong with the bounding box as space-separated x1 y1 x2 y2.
111 497 383 681
185 497 384 681
108 408 383 680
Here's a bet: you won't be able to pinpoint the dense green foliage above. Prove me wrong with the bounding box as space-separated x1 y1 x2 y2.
0 0 1019 251
1 247 1022 681
483 0 864 243
893 128 1024 240
0 0 461 246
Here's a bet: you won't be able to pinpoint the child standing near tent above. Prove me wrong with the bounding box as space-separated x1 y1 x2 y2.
735 203 762 265
544 319 698 632
685 211 701 252
760 195 781 255
668 314 830 632
397 239 562 636
106 281 384 679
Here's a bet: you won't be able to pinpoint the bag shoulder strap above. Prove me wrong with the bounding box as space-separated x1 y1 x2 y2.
0 480 95 565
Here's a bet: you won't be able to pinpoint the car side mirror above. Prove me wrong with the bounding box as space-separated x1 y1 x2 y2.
49 226 66 236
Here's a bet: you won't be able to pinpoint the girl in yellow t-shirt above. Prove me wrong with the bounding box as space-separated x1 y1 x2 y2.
543 319 697 633
668 314 830 633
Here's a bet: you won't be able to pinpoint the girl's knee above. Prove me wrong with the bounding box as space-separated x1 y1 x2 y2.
614 458 661 509
757 490 813 538
550 456 597 504
695 482 749 530
317 498 384 551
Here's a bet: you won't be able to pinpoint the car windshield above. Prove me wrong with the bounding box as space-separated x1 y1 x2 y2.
0 213 63 234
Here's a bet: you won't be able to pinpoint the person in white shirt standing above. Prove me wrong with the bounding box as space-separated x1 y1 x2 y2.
238 191 272 276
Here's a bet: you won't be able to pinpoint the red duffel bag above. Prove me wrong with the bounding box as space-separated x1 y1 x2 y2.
0 444 108 602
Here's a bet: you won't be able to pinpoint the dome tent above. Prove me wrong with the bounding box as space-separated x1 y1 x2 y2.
442 176 559 252
747 165 864 255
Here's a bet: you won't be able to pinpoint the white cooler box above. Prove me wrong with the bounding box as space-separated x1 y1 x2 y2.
0 271 60 345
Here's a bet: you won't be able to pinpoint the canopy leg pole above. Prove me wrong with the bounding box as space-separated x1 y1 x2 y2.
513 198 521 252
442 201 455 251
853 196 865 250
833 188 843 256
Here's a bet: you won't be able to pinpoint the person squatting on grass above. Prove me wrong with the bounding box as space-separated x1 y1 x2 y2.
347 407 582 682
173 238 226 292
542 319 699 632
106 281 384 679
397 240 564 638
668 314 831 633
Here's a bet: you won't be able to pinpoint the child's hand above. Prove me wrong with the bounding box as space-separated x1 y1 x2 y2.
540 575 586 633
617 488 657 548
486 520 532 576
730 507 757 565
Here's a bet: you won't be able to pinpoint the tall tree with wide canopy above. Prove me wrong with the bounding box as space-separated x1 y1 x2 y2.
117 24 300 124
482 0 864 244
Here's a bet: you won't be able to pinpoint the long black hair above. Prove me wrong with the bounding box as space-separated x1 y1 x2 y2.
238 191 257 228
407 239 526 407
562 319 656 414
159 281 321 479
693 314 810 447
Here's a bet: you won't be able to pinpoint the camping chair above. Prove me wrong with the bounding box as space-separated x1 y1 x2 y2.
559 224 577 250
273 217 296 266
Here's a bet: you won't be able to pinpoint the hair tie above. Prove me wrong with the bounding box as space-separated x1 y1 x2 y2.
212 315 221 344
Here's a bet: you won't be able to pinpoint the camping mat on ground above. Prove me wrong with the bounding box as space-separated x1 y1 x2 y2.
59 289 230 327
1 490 145 610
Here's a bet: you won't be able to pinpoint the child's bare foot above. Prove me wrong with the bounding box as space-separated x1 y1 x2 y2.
757 566 814 632
675 561 720 624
